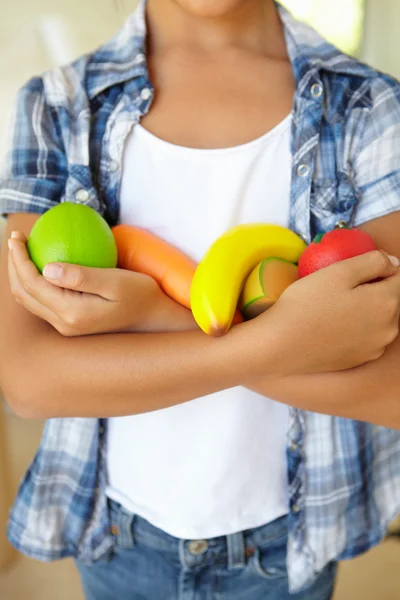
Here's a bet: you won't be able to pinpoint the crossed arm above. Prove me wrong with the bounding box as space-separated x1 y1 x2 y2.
1 211 400 428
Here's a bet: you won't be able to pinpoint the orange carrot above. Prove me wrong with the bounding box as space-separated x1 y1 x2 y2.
112 224 243 323
112 224 197 309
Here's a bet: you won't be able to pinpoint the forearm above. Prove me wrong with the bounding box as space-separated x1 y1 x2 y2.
160 298 400 427
121 296 400 427
248 337 400 428
1 250 267 419
5 317 275 419
132 292 199 333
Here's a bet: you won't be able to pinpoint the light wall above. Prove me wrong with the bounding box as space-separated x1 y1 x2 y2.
0 1 139 160
0 0 398 174
0 1 139 240
361 0 400 79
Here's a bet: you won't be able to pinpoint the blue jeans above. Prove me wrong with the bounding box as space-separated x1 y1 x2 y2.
77 500 337 599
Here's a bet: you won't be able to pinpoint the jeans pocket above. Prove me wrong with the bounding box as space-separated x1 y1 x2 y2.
251 549 287 580
250 532 288 581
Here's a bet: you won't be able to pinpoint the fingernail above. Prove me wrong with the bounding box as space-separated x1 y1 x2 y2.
388 255 400 267
43 263 64 279
11 231 18 239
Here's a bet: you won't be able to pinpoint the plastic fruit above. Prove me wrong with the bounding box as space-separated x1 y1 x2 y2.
113 224 197 309
112 224 243 325
27 202 118 273
240 258 298 320
190 224 306 336
298 227 376 278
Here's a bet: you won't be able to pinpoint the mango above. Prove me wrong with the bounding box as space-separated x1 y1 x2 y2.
240 257 298 320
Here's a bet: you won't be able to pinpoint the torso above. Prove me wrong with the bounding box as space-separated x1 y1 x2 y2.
107 23 297 540
107 101 293 538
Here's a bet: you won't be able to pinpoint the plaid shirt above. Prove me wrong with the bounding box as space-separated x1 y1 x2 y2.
2 1 400 593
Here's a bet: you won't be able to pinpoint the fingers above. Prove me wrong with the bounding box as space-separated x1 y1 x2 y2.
10 230 28 243
8 235 67 309
8 243 58 324
8 234 108 336
336 250 400 287
43 262 119 300
380 269 400 311
363 269 400 349
9 229 116 301
42 263 147 302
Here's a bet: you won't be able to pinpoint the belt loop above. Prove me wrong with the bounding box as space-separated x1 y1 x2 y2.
226 532 245 570
116 506 135 548
178 539 187 568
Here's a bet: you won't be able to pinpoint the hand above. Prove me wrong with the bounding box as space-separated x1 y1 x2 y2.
257 250 400 375
7 231 169 336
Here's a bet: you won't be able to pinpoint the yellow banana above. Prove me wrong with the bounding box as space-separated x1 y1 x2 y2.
190 224 306 336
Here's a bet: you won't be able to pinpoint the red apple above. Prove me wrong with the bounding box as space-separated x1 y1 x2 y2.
298 228 377 278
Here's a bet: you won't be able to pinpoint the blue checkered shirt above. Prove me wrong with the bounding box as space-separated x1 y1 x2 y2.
1 1 400 593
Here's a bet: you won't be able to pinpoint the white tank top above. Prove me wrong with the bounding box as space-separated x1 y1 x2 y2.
107 116 292 539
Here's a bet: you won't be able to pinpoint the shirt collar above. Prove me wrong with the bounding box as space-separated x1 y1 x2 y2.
87 0 148 99
87 0 371 100
278 4 372 83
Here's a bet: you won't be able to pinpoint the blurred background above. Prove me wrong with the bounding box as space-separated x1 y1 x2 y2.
1 1 400 598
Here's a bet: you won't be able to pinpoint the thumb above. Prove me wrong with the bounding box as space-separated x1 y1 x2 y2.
338 250 400 287
43 262 116 297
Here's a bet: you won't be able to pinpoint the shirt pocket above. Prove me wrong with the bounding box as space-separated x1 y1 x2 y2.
309 176 359 236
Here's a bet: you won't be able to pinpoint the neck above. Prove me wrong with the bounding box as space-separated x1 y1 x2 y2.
146 0 285 57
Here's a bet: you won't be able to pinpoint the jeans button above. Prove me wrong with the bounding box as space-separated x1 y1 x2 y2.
188 540 209 555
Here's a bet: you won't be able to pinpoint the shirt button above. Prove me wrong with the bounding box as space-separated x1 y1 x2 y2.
75 189 89 203
188 540 209 555
141 87 152 101
292 504 301 514
109 160 119 173
297 164 310 178
99 425 105 435
311 83 323 98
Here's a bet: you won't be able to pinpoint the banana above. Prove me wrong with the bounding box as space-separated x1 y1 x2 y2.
190 224 306 336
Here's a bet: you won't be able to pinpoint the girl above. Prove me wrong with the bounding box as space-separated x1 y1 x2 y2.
2 1 400 598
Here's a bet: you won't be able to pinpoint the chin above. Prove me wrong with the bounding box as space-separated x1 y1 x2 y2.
174 0 249 18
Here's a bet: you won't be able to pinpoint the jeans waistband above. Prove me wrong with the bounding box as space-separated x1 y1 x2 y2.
108 499 288 570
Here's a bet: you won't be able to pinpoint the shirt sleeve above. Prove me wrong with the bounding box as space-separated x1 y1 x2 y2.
0 76 68 217
352 75 400 226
